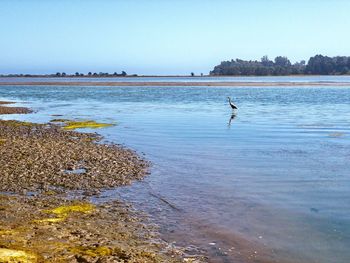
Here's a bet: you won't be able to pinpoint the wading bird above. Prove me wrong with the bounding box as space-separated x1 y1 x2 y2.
227 97 238 110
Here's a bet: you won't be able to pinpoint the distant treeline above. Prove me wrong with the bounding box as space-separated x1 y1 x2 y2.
0 71 137 78
210 55 350 76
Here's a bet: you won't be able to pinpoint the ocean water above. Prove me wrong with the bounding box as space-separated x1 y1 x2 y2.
1 80 350 262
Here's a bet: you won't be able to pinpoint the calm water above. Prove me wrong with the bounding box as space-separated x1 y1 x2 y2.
1 75 350 83
1 80 350 262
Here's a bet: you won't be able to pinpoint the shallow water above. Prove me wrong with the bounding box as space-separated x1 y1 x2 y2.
1 80 350 262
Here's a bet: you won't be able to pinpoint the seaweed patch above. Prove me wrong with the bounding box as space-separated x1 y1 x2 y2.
0 248 37 263
34 203 94 224
63 120 114 130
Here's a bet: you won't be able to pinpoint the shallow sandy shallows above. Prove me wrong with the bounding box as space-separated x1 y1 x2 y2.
0 105 203 262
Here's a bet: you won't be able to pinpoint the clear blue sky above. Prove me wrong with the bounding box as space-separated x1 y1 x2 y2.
1 0 350 75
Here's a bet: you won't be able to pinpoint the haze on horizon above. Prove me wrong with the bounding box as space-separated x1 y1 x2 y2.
1 0 350 76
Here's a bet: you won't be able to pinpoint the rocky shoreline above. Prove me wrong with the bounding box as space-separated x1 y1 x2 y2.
0 101 32 115
0 120 147 194
0 102 203 262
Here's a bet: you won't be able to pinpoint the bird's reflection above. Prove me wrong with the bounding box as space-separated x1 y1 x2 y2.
228 113 237 127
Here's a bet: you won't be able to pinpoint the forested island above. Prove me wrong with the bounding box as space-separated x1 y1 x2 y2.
210 55 350 76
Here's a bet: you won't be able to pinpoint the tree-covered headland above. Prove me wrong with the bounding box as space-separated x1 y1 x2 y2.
210 55 350 76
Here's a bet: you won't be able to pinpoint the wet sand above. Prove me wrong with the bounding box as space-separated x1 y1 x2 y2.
0 81 350 86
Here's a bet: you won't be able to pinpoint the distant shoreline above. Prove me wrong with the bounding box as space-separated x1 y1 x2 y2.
0 81 350 87
1 74 350 78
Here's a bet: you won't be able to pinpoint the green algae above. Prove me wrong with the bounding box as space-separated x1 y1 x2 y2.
69 246 113 257
0 229 17 236
34 203 95 224
49 119 115 130
0 248 37 263
46 203 95 216
33 217 65 224
63 120 114 130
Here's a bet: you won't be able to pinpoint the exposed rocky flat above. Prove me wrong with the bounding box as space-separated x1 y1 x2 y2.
0 102 204 262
